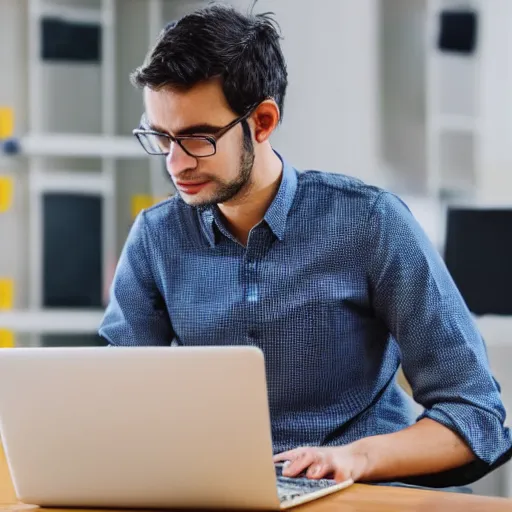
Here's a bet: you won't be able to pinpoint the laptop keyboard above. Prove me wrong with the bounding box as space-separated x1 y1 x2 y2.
275 463 338 503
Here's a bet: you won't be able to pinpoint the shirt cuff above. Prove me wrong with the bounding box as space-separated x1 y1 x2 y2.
397 406 512 487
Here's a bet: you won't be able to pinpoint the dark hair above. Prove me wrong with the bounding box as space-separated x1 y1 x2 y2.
130 3 288 120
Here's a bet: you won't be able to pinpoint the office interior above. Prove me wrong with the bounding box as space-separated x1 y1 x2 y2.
0 0 511 500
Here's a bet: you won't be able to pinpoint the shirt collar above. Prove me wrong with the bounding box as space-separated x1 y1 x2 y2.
263 153 298 241
198 152 298 247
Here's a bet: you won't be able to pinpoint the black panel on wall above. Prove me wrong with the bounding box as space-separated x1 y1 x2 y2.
438 10 478 54
444 208 512 316
43 193 103 308
41 17 102 62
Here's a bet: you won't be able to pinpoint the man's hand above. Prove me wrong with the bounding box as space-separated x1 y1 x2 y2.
273 445 368 483
273 419 476 484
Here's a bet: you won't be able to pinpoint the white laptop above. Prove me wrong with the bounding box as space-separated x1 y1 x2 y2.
0 346 353 510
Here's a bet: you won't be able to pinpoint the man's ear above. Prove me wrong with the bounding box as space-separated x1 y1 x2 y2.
251 100 280 143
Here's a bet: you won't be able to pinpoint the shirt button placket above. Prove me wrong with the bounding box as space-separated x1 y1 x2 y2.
245 243 260 343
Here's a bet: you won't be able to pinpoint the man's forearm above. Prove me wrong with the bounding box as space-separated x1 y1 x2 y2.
350 418 476 482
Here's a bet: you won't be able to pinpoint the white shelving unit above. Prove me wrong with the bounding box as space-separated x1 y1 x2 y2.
38 4 104 23
381 0 512 253
0 310 104 334
425 0 482 197
23 0 115 345
20 134 145 158
0 0 193 343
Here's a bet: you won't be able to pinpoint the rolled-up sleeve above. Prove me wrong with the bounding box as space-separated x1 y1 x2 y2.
99 211 174 346
367 191 512 486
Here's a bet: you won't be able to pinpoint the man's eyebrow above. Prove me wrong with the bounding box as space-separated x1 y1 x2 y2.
147 123 223 136
175 124 223 136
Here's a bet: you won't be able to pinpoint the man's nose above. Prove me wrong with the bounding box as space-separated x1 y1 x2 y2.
166 143 198 178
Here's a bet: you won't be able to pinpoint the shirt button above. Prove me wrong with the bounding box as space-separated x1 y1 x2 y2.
248 329 257 340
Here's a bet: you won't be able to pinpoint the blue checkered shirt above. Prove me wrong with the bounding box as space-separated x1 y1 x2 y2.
99 155 511 486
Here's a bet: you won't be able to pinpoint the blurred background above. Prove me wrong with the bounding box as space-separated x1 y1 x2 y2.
1 0 512 497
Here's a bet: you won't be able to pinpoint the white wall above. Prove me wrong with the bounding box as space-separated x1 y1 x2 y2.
228 0 381 185
479 0 512 202
380 0 427 195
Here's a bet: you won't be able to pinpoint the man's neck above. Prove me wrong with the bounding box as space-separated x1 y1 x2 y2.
218 149 283 246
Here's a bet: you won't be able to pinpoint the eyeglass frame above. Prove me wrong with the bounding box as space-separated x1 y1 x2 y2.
132 104 258 158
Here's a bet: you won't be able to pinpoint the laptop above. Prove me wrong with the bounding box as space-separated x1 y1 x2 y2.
0 346 353 509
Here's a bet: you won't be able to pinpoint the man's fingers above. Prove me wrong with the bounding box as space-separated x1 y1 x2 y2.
283 450 320 478
273 448 309 465
275 448 353 482
283 453 314 477
274 448 338 480
304 452 328 479
273 450 296 463
306 463 331 480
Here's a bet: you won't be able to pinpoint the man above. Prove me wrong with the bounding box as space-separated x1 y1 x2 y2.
99 4 511 488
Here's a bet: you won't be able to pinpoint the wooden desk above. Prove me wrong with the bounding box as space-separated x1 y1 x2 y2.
0 443 16 504
2 444 512 512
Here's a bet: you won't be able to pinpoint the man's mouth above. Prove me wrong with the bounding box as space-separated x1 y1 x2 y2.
176 181 210 195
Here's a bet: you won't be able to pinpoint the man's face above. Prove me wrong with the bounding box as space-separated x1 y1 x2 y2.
144 80 255 207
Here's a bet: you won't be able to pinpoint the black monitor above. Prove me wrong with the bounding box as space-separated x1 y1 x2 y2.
444 208 512 316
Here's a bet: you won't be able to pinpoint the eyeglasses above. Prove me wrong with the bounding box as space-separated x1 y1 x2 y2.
132 106 256 158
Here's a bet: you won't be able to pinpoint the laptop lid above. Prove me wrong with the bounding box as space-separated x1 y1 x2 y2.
0 346 280 510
